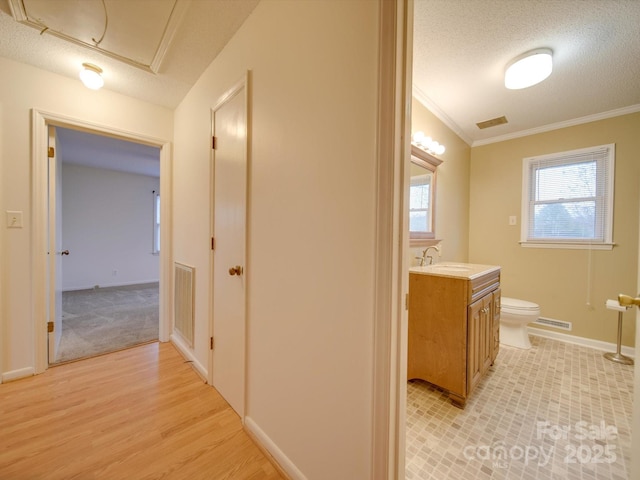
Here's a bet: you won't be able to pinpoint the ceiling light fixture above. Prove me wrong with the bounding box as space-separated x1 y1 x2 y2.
411 131 445 156
79 63 104 90
504 48 553 90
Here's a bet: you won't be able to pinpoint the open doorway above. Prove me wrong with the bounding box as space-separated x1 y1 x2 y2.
32 110 172 375
49 126 162 364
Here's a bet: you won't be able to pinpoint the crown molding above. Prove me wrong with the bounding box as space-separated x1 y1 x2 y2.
413 81 640 149
472 104 640 147
412 85 473 146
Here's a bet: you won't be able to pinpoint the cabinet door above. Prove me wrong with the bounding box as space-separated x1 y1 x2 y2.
467 294 493 395
480 295 493 374
491 288 501 363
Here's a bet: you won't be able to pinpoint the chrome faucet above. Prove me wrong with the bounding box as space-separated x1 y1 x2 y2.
418 245 440 266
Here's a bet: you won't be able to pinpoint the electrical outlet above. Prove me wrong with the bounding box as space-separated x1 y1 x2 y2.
508 215 517 226
6 211 23 228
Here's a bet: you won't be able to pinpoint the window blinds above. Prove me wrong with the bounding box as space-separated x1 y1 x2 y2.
525 144 613 243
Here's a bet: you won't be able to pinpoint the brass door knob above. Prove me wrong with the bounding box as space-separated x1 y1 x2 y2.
618 293 640 307
228 265 243 276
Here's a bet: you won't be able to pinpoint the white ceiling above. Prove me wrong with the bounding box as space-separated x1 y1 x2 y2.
0 0 638 152
0 0 259 109
10 0 184 71
56 127 161 177
413 0 640 146
0 0 258 174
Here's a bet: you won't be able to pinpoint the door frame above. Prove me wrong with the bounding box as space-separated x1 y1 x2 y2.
208 73 250 416
32 109 172 372
371 0 413 478
632 205 640 478
47 126 63 363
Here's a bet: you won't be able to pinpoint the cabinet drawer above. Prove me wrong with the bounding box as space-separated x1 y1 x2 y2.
469 270 500 304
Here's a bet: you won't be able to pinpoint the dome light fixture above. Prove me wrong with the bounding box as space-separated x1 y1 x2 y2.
79 63 104 90
504 48 553 90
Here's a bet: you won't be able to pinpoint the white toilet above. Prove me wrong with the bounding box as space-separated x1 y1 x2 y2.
499 297 540 349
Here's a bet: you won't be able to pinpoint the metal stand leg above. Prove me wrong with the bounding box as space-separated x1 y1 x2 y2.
604 311 634 365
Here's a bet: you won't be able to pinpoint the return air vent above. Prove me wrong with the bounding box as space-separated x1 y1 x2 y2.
174 262 195 347
476 116 508 129
533 317 572 331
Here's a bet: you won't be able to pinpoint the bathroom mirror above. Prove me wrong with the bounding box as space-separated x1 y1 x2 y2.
410 144 442 245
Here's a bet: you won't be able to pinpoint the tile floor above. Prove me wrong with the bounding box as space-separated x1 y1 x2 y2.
406 335 634 480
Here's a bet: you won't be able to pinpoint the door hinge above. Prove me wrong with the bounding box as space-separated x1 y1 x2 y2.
48 147 55 158
211 237 215 250
47 321 54 333
405 293 409 310
210 337 214 350
212 136 217 150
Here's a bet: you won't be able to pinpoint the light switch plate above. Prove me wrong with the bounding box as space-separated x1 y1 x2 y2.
6 211 23 228
508 215 517 226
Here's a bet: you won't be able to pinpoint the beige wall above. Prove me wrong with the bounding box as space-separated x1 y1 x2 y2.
0 56 172 377
173 1 379 477
469 113 640 347
410 98 471 265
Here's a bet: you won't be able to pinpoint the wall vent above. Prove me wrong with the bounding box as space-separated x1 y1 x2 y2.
533 316 572 331
174 262 195 347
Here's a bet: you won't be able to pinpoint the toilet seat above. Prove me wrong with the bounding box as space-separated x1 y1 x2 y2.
501 297 539 315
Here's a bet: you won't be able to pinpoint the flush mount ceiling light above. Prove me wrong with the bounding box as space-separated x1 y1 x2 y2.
79 63 104 90
504 48 553 90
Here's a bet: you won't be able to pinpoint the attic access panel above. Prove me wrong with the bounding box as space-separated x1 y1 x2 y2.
8 0 189 72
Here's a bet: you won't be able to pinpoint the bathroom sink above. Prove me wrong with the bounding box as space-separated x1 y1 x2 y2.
430 264 472 272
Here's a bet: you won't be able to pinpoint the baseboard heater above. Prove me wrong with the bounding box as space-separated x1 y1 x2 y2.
533 316 572 331
174 262 195 347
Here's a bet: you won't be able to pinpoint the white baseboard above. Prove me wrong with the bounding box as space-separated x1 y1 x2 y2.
244 416 307 480
2 366 35 383
528 326 636 358
170 333 207 380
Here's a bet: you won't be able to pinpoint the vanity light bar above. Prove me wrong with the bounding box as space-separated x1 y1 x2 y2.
411 131 445 156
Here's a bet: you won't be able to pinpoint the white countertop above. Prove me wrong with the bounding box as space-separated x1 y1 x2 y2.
409 262 500 280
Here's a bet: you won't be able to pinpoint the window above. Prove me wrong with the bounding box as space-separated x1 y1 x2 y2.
153 191 160 254
521 144 615 249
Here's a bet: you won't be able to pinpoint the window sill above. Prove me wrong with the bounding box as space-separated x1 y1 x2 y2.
520 241 615 251
410 238 441 248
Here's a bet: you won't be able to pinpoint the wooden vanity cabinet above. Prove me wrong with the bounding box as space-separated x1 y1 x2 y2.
408 268 500 408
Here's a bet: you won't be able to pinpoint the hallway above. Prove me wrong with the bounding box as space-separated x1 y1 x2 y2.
0 342 282 479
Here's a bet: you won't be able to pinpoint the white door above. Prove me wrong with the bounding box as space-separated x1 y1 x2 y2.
210 80 247 417
47 126 63 363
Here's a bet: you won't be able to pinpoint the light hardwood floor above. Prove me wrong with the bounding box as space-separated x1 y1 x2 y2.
0 342 283 480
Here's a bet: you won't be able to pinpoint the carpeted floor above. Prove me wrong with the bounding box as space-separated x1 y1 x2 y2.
54 283 159 364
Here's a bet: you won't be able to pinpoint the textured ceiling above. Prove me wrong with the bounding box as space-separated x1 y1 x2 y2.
0 0 259 108
0 0 258 173
1 1 638 148
413 0 640 145
12 0 182 70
